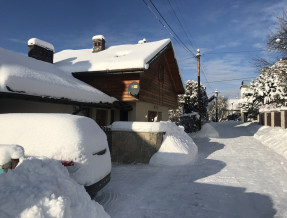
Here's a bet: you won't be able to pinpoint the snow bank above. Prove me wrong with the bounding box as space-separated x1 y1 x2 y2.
0 157 110 218
111 121 198 166
0 144 24 165
246 123 287 160
192 122 219 138
0 47 116 104
0 114 111 186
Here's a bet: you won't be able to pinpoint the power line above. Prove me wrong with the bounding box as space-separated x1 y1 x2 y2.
202 77 256 84
201 64 216 90
166 0 196 51
204 49 266 55
180 49 267 62
172 0 198 49
142 0 196 56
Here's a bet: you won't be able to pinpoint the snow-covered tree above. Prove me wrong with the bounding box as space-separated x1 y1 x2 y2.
240 59 287 111
169 80 208 132
208 96 228 122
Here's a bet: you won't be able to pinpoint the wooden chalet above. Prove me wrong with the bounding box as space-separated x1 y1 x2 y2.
54 37 184 122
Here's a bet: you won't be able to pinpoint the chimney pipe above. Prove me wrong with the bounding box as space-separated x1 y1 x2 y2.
28 38 54 63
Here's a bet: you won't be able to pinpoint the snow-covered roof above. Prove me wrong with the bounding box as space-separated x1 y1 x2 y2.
0 47 116 104
226 99 240 110
54 39 171 73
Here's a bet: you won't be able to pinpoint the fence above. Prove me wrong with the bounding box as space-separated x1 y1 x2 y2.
259 110 287 129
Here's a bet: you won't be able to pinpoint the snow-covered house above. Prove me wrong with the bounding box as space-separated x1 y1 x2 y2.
54 36 185 122
240 80 252 122
224 99 241 120
0 42 121 125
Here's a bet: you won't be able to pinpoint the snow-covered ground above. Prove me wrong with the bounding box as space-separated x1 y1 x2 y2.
96 121 287 218
1 121 287 217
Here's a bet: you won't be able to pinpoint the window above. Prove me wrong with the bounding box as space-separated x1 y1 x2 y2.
148 111 162 122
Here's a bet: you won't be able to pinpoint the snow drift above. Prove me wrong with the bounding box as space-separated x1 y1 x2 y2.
245 122 287 160
111 121 198 166
0 144 24 165
0 157 110 218
191 122 220 138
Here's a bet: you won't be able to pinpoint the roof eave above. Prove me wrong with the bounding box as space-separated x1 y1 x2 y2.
0 92 113 108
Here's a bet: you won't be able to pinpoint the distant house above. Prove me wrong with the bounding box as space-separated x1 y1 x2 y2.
224 99 241 120
240 80 252 122
54 36 185 123
0 40 122 126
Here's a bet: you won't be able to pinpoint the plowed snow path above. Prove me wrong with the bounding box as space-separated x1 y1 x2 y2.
96 122 287 218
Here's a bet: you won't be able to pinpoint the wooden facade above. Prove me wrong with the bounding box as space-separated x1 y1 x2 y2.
73 44 184 110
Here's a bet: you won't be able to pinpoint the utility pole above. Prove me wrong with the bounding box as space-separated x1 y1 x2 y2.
196 49 202 130
215 89 219 122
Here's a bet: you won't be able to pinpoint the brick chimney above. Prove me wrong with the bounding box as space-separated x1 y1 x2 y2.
92 35 105 53
28 38 54 63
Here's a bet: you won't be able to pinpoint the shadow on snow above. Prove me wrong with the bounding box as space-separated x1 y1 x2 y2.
95 136 276 218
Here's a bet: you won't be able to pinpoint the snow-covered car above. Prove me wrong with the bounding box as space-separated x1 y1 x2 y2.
0 113 111 198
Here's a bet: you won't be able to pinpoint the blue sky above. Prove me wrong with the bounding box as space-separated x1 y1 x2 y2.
1 0 287 98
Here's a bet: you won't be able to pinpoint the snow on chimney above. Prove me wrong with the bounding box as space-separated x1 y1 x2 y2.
92 35 105 53
28 38 54 63
138 38 147 44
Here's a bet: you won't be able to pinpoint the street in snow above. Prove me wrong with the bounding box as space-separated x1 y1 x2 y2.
96 121 287 218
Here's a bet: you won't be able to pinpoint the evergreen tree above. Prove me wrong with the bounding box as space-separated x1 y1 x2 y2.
169 80 208 132
208 96 228 122
240 59 287 111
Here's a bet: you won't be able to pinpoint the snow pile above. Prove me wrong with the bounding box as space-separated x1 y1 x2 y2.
28 38 55 51
0 47 116 104
192 122 220 138
92 35 105 40
0 144 24 165
246 123 287 160
138 38 147 44
0 114 111 186
54 39 171 72
0 157 110 218
111 121 198 166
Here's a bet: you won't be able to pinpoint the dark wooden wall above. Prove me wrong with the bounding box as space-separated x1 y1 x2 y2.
139 48 180 108
74 46 183 109
75 73 140 101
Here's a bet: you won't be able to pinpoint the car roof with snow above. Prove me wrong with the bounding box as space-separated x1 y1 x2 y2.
0 113 111 186
0 47 116 104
